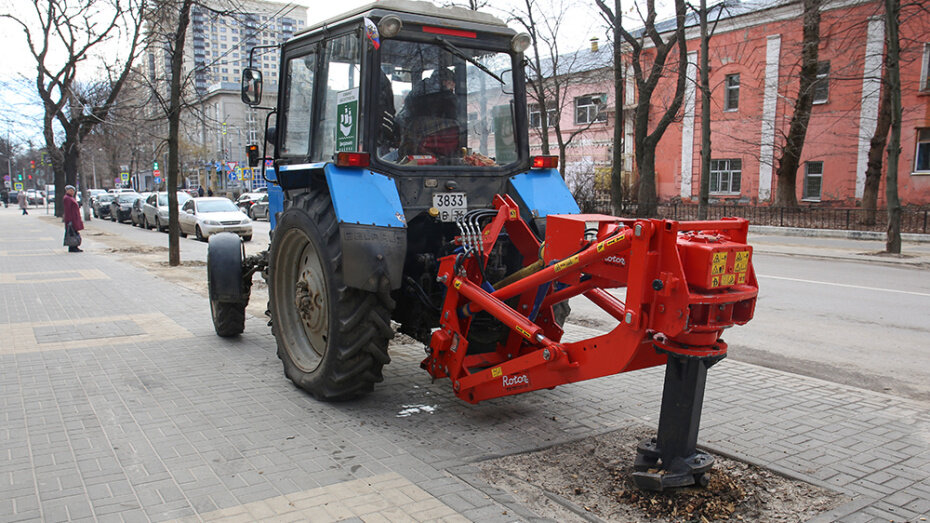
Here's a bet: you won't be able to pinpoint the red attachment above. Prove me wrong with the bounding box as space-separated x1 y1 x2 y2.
335 152 370 167
531 155 559 169
424 196 759 404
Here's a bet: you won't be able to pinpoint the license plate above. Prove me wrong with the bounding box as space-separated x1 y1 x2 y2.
432 192 467 222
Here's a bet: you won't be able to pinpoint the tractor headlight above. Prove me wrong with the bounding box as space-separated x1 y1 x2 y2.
379 15 402 38
511 32 531 54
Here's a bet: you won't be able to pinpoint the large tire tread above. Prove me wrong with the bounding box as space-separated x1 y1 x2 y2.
212 300 246 337
271 190 393 401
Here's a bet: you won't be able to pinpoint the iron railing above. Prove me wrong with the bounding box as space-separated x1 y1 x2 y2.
588 202 930 234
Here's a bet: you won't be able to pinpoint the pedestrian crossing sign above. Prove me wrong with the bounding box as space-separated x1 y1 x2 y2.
14 182 23 191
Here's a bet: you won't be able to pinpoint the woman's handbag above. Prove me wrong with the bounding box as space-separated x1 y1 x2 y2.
64 222 82 247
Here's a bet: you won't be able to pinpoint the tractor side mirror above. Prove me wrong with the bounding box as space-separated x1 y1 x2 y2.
501 69 513 95
246 144 260 167
265 126 276 145
241 68 263 106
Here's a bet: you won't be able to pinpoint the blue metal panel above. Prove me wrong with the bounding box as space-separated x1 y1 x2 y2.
510 169 580 217
324 165 406 228
268 180 283 231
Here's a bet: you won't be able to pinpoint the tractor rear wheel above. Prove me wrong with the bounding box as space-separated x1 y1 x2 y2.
269 190 394 401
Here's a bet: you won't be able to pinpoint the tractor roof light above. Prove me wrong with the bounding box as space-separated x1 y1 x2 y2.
511 32 531 54
379 15 402 38
531 155 559 169
335 152 370 168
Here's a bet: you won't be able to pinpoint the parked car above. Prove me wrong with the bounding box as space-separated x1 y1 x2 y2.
142 191 192 231
235 192 263 212
93 193 115 218
249 193 269 220
130 192 151 227
108 187 136 194
87 189 107 207
179 197 252 241
25 189 44 205
109 192 141 223
7 191 19 204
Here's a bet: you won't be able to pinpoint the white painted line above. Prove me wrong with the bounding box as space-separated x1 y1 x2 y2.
758 274 930 298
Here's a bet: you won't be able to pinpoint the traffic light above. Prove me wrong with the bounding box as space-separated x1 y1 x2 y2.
246 144 259 167
17 174 22 181
30 160 35 169
153 160 159 170
27 174 32 180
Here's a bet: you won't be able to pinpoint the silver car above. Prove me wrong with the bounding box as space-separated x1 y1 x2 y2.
179 197 252 241
142 192 192 231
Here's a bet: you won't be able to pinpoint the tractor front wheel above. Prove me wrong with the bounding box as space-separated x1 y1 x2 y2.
269 190 393 401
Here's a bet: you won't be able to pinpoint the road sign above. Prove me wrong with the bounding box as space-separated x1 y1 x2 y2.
227 161 237 171
14 182 23 191
2 175 9 181
154 177 162 185
153 169 161 178
120 172 130 182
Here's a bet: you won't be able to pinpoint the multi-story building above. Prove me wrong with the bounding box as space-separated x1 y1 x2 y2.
145 0 307 191
532 0 930 208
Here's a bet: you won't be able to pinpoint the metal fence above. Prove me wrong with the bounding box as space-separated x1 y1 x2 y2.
588 202 930 234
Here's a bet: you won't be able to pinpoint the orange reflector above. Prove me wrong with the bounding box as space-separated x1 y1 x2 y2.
335 152 370 168
531 155 559 169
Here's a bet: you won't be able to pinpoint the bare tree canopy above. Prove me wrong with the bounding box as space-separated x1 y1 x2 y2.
2 0 146 215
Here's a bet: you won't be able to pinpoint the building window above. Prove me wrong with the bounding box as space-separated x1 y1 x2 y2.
710 159 741 195
574 94 607 125
915 128 930 173
529 103 558 128
803 161 823 200
724 73 739 111
813 61 830 103
921 44 930 92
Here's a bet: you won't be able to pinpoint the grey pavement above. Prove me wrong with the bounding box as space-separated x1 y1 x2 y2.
1 205 929 522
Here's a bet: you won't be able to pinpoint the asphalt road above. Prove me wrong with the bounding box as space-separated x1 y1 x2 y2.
81 209 930 403
568 251 930 403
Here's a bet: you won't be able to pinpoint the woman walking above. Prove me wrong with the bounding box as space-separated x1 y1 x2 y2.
17 190 28 214
62 185 84 252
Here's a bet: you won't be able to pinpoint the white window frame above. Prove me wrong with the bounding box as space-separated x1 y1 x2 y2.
914 128 930 174
574 94 607 125
813 61 830 104
709 159 742 195
921 43 930 93
529 103 558 129
724 73 740 111
803 161 823 201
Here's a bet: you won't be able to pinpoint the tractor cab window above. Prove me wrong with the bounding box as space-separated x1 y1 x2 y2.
312 33 362 162
281 51 317 156
377 38 516 168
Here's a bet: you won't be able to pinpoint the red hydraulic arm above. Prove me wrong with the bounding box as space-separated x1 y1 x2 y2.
423 195 759 490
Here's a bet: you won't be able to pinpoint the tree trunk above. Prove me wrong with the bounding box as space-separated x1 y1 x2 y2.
609 0 624 216
167 0 193 267
883 0 901 253
862 75 891 225
637 142 658 216
774 0 822 208
697 0 712 220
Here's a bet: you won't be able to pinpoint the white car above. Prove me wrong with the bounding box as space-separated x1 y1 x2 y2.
142 191 192 231
179 197 252 241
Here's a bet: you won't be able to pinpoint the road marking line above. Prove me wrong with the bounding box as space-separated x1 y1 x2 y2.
0 269 109 284
758 274 930 297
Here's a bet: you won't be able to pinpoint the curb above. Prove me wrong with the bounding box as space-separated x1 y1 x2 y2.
749 225 930 243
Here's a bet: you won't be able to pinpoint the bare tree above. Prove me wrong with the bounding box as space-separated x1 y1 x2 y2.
882 0 902 253
596 0 626 215
513 0 613 178
773 0 822 208
598 0 689 217
692 0 725 220
2 0 146 216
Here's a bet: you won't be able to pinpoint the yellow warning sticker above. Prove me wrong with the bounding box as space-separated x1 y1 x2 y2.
509 209 517 219
454 280 462 289
491 367 502 378
711 276 720 288
554 255 580 272
596 234 626 253
737 272 747 284
734 251 750 272
515 326 532 339
711 251 728 276
721 273 736 286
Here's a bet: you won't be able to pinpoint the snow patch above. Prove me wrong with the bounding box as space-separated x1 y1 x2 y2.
397 404 437 417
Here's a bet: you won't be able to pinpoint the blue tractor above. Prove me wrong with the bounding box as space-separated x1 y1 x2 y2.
207 0 579 400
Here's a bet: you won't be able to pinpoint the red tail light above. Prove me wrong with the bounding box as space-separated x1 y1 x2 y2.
531 155 559 169
335 152 370 168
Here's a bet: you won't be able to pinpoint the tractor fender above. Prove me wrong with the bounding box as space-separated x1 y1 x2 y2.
208 232 247 303
324 164 407 293
508 168 580 237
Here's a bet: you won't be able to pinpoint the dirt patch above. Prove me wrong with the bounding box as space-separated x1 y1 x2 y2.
480 425 847 522
106 245 169 254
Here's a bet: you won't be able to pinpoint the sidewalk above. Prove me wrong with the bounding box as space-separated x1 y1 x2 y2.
0 207 928 522
748 227 930 268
